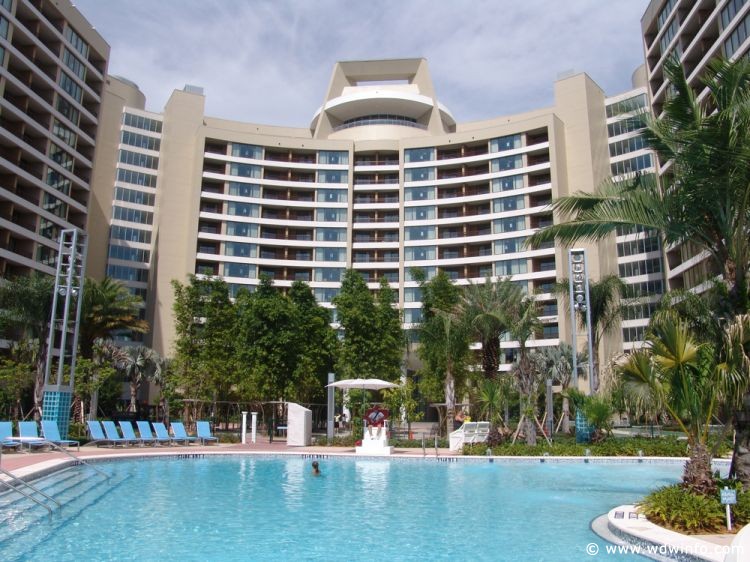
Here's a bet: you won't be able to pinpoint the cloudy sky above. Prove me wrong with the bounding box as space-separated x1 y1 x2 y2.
73 0 650 127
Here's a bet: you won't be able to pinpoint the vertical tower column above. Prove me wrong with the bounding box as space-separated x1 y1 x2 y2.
43 229 87 439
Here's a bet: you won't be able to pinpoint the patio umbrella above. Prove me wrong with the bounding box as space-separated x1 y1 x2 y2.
326 378 400 423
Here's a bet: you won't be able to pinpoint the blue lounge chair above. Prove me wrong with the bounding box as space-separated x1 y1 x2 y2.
86 420 122 447
0 421 22 451
102 420 132 446
119 421 146 446
18 421 50 451
170 422 198 444
196 421 218 445
136 420 170 446
153 422 188 446
41 420 80 451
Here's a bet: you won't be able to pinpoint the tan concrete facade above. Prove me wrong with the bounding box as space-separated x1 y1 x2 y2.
86 58 636 381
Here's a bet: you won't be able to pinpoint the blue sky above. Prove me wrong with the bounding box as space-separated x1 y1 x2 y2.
74 0 651 126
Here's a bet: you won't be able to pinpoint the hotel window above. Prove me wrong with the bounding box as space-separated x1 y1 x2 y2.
491 155 522 172
616 234 660 257
406 266 436 281
493 196 525 213
228 182 260 197
318 170 347 183
618 258 662 278
404 167 435 182
315 248 345 262
314 288 339 302
606 95 647 118
404 308 422 324
405 186 435 201
495 236 528 255
405 206 436 221
494 217 526 233
39 218 61 241
607 116 646 137
224 242 255 258
405 246 436 261
404 148 434 163
405 226 436 240
315 268 343 282
316 208 347 222
112 206 153 225
48 143 74 172
496 259 527 276
611 154 652 176
123 113 163 133
229 163 261 178
107 265 148 283
42 193 67 219
316 228 346 242
59 72 83 104
227 202 259 217
119 150 158 169
121 131 161 151
0 16 7 40
492 175 524 192
223 263 254 278
226 222 257 238
490 134 521 152
114 187 154 206
110 225 151 244
108 245 150 263
62 48 86 81
317 189 347 203
319 151 348 165
231 143 262 159
724 13 750 58
404 287 423 303
118 169 156 188
53 120 78 149
64 25 89 59
609 136 646 157
56 96 81 127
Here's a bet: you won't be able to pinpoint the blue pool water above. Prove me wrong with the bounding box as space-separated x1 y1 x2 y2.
0 456 683 561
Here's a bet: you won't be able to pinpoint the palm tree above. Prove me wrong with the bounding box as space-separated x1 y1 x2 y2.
506 296 542 445
455 277 524 380
617 318 727 495
420 309 470 437
80 277 148 359
555 275 626 391
121 345 161 413
534 343 587 433
0 274 54 419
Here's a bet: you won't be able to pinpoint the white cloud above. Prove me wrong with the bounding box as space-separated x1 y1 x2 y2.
74 0 650 125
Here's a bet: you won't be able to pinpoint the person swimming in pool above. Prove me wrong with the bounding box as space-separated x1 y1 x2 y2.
311 461 321 476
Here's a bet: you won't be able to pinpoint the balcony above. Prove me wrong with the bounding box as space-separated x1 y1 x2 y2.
265 151 316 164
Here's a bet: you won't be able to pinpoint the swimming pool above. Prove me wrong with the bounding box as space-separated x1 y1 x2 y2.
1 456 683 561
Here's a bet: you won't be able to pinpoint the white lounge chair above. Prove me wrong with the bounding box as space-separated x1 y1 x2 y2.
449 421 478 451
473 421 491 444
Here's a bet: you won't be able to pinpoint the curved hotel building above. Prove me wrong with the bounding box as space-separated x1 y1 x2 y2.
87 58 649 372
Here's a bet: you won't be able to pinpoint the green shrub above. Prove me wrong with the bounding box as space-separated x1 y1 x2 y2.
217 432 240 444
639 485 725 533
462 436 691 457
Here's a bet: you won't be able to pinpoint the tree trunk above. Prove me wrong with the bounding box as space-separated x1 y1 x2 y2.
33 355 45 420
731 398 750 487
562 396 571 434
524 397 537 446
129 381 138 413
444 368 455 439
683 442 716 495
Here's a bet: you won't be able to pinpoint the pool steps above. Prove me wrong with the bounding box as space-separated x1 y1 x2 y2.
0 467 130 559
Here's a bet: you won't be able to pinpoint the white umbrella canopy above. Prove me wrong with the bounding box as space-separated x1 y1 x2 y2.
327 378 399 391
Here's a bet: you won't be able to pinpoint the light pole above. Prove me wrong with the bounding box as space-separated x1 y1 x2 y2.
568 248 595 394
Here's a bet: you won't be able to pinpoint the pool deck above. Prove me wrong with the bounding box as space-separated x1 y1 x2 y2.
0 441 741 561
